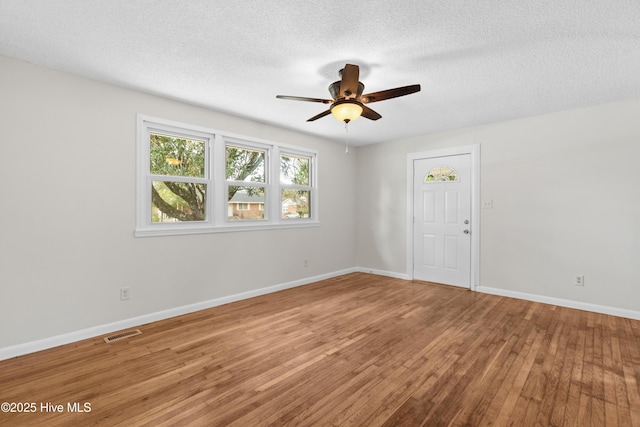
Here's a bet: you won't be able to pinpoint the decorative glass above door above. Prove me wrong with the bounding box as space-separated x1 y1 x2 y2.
425 165 459 182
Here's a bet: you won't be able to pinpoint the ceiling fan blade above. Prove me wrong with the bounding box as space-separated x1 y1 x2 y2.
307 109 332 122
361 105 382 121
339 64 360 99
276 95 332 104
361 84 421 103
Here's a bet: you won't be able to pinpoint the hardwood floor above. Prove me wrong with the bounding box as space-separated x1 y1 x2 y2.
1 273 639 426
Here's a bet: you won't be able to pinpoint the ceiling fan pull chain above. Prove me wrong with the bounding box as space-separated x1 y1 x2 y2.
345 121 350 154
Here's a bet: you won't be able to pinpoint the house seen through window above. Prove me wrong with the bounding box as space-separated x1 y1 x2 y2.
226 144 266 221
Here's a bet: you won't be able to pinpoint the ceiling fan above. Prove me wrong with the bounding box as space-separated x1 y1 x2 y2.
276 64 421 123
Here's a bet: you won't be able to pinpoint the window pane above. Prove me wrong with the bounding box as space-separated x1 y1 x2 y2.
282 189 310 219
151 181 206 222
227 186 266 220
150 133 205 178
281 155 310 185
425 165 459 182
226 145 265 182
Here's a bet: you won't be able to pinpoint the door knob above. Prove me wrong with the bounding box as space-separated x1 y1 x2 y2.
463 229 470 234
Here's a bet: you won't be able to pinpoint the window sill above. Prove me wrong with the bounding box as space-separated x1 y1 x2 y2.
134 220 320 237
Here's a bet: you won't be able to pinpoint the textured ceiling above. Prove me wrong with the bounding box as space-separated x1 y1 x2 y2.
1 1 640 146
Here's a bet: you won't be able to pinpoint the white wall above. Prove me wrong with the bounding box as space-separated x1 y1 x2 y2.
356 98 640 312
0 56 357 349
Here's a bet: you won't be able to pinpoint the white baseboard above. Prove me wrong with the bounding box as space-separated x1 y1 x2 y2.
355 269 640 320
355 267 411 280
0 268 357 361
476 286 640 321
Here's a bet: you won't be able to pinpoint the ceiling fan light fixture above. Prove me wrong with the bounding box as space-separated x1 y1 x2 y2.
330 100 363 123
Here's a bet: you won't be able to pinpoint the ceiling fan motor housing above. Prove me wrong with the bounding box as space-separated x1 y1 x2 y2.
329 81 365 100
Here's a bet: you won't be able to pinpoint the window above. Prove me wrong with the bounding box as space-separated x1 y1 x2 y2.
425 165 459 182
136 115 318 236
280 153 312 219
226 143 267 221
149 132 208 223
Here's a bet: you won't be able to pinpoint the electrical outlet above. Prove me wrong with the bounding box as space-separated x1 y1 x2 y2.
120 287 130 300
573 275 584 286
482 200 493 209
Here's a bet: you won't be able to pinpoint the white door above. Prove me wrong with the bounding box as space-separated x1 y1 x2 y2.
413 154 471 288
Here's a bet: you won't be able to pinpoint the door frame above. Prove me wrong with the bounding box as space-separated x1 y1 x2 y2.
406 144 480 290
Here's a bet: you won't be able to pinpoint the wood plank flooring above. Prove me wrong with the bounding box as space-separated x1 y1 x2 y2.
1 273 639 426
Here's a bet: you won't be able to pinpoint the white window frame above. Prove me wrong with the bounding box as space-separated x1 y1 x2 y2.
223 138 270 223
136 114 319 237
279 149 315 220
